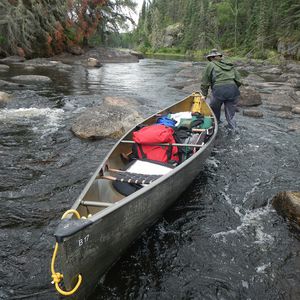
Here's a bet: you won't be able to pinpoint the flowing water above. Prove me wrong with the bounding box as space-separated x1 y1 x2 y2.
0 59 300 300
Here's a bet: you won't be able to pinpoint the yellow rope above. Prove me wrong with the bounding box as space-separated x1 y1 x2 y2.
50 209 83 296
61 209 80 220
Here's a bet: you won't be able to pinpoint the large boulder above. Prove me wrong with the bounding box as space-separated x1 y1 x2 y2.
71 97 144 139
273 192 300 227
238 86 262 106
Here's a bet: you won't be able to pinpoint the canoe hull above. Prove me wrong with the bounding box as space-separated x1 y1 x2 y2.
58 142 214 299
53 93 217 299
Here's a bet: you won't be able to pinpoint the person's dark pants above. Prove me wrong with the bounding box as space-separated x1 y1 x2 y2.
209 84 240 130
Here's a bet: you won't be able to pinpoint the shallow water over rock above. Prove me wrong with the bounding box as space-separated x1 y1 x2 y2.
0 59 300 300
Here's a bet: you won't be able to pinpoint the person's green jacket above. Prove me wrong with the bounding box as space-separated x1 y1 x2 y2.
200 59 242 97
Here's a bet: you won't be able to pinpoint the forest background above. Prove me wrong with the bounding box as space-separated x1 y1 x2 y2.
0 0 299 61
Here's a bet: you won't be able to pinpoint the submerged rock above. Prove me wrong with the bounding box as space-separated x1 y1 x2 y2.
243 109 263 118
0 91 11 107
71 97 144 139
129 51 144 59
0 56 25 63
292 106 300 114
11 75 52 83
287 121 300 132
87 57 102 68
273 191 300 228
0 79 23 87
0 64 9 71
261 93 298 108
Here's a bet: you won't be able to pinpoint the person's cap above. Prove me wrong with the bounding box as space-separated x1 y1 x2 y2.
206 49 223 60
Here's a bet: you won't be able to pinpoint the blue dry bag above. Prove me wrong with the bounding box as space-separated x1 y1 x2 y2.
156 116 176 127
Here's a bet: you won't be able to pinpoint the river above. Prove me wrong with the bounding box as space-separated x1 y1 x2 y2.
0 59 300 300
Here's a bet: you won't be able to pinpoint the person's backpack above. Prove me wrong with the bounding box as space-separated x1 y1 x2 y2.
132 124 179 163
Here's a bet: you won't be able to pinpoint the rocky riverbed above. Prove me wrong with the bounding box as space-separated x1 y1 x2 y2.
0 49 300 299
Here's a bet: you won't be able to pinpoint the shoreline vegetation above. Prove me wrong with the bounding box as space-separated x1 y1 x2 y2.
139 47 291 65
0 1 299 63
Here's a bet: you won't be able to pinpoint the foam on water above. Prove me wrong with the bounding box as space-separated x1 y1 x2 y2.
0 107 64 136
213 204 274 246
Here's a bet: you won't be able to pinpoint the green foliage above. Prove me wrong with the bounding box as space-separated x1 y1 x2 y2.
0 35 5 45
155 47 184 54
133 0 300 60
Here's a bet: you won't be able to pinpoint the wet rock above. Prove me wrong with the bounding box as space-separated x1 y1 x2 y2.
182 83 201 93
288 121 300 132
275 111 293 119
243 73 265 85
279 72 300 82
243 109 263 118
24 59 73 71
238 86 262 106
170 79 200 90
273 191 300 227
0 91 11 107
176 66 202 79
262 93 298 108
129 51 144 59
266 105 292 112
292 106 300 114
96 47 139 63
0 55 25 63
260 67 282 75
71 98 144 139
0 64 9 71
287 78 300 88
286 63 300 73
24 65 35 71
11 75 52 83
68 45 84 55
0 79 23 87
87 57 102 68
236 65 256 73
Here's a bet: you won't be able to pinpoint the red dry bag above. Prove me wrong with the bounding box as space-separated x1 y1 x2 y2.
132 124 179 163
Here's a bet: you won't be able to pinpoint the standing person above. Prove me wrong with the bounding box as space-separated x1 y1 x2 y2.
200 49 242 131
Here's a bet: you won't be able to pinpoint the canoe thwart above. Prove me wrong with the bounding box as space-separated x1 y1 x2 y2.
81 201 113 207
120 140 204 148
